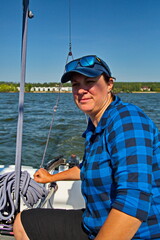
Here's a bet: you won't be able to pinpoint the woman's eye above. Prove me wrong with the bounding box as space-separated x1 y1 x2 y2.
86 80 95 84
72 82 78 87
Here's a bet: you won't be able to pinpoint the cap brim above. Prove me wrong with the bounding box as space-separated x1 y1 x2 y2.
61 67 103 83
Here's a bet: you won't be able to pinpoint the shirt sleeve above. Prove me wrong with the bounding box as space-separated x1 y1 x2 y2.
107 105 154 221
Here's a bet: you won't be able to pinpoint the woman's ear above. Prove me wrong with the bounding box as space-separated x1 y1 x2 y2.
107 78 114 92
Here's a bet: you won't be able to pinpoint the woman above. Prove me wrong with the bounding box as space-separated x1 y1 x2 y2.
13 55 160 240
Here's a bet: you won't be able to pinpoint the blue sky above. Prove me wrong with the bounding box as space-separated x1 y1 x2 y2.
0 0 160 83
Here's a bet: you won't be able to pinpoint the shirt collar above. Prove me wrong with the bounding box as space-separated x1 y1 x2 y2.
82 95 121 138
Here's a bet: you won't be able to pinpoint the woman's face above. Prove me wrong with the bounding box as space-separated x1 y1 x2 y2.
71 73 113 124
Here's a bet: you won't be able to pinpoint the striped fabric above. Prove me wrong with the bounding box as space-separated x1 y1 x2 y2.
80 96 160 239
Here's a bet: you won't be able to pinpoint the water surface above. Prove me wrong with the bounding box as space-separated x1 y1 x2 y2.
0 92 159 168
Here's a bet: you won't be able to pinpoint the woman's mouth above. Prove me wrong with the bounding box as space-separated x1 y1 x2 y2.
79 97 91 103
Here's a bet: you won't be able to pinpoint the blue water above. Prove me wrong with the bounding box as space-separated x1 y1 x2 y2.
0 92 160 168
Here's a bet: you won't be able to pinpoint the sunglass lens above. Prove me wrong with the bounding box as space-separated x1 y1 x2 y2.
80 56 95 67
65 60 78 72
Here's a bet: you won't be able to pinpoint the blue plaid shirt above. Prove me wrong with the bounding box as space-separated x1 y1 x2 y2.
80 96 160 239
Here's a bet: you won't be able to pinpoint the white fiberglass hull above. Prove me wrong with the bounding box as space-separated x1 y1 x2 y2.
0 165 85 211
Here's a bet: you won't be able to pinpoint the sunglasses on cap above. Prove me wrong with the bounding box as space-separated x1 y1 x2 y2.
65 55 112 76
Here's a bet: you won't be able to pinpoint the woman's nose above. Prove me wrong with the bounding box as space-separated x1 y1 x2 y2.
77 86 88 94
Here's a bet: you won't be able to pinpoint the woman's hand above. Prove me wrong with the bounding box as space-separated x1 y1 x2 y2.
34 168 53 183
34 166 81 184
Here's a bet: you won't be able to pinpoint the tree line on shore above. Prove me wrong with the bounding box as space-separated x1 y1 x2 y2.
0 81 160 93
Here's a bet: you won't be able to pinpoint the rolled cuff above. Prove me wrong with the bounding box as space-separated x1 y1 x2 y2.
112 189 151 221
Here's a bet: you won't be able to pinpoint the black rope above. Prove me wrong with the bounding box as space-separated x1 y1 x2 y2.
40 0 74 166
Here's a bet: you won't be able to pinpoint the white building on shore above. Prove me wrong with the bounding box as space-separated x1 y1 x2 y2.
16 86 72 92
30 86 72 92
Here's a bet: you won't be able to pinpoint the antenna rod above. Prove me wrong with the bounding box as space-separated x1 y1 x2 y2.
68 0 73 58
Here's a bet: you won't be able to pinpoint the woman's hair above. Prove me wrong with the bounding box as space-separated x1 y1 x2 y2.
102 73 115 98
103 73 111 83
103 73 116 84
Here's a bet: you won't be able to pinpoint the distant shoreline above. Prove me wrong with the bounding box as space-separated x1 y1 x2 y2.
0 91 159 94
131 91 158 93
0 91 72 93
1 82 160 93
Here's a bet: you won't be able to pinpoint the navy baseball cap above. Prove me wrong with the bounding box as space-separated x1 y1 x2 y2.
61 55 114 83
